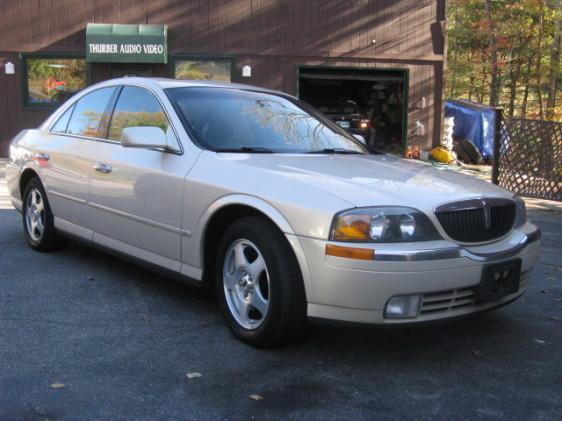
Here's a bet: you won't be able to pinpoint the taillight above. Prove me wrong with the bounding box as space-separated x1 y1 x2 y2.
358 119 370 129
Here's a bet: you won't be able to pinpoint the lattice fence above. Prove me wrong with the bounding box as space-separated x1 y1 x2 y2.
495 118 562 201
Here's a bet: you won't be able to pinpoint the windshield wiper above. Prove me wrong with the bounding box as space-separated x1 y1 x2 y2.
307 148 364 155
215 146 275 153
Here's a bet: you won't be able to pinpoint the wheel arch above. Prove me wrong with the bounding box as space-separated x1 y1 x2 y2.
197 195 310 296
19 166 41 198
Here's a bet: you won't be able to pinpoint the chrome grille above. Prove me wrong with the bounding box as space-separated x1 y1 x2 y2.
421 288 476 315
435 198 516 243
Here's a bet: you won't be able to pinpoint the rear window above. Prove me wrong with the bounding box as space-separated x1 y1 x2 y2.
51 104 75 133
66 87 116 137
317 100 359 115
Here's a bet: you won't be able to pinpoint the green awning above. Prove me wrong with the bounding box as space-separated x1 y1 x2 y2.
86 23 167 64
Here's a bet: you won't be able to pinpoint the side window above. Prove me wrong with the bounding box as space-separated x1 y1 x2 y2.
51 104 75 133
66 87 116 137
107 86 169 141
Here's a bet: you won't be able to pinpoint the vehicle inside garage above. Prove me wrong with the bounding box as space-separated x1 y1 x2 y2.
298 67 407 152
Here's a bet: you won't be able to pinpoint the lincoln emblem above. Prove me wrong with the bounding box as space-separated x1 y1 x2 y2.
482 199 492 229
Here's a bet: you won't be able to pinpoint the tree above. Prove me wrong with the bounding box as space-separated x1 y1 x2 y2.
484 0 500 106
447 0 562 121
546 0 561 119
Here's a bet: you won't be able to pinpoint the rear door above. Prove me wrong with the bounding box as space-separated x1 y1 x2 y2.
89 85 193 271
41 86 117 239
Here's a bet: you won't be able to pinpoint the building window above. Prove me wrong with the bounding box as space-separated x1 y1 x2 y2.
24 57 86 106
174 59 231 82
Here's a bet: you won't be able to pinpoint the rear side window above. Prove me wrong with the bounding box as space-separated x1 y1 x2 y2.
107 86 169 141
51 104 75 133
66 87 116 137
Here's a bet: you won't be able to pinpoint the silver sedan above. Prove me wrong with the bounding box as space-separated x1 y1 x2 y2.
6 78 540 347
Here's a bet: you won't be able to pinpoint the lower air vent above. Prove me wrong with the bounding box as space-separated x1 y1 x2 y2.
421 287 476 315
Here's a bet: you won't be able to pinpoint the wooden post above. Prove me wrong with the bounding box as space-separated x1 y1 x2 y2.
491 108 503 185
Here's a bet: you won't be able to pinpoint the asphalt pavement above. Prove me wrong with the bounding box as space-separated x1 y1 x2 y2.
0 164 561 420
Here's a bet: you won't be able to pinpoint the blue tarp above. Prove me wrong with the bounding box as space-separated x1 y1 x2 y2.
445 100 497 159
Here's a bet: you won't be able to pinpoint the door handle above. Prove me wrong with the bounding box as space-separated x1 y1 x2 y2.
93 163 112 174
33 152 50 161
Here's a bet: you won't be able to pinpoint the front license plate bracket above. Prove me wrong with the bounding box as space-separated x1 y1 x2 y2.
475 259 522 303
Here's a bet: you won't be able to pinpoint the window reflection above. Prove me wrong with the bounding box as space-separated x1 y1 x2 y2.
175 59 231 82
167 88 365 153
108 87 169 141
26 58 86 106
66 87 116 137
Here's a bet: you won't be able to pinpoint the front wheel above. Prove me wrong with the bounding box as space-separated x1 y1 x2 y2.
216 216 308 348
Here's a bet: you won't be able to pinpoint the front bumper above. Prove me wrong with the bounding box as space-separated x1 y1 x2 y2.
291 223 541 325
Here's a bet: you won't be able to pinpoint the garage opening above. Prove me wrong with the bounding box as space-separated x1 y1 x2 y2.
298 66 408 152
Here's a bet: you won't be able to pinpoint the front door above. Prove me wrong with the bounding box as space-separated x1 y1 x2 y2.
88 85 188 271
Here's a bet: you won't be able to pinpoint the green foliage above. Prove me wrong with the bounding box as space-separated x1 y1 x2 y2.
175 60 231 82
447 0 561 121
27 58 86 104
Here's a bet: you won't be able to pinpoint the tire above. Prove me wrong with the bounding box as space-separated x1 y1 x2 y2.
22 177 63 251
454 138 483 165
215 216 308 348
453 140 471 164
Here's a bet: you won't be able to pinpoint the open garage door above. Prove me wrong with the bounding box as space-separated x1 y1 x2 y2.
298 66 408 152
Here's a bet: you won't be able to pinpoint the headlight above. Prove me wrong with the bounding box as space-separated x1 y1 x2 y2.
330 207 441 243
514 196 526 228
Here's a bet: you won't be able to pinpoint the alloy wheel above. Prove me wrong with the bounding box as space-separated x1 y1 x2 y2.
223 239 270 330
25 188 45 242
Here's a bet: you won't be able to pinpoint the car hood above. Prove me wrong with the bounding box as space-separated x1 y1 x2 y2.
218 152 512 211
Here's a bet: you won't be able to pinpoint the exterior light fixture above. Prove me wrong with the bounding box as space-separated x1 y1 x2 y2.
4 61 15 75
242 65 251 78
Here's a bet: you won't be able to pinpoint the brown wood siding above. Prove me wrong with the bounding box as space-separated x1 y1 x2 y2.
0 0 446 155
0 0 445 59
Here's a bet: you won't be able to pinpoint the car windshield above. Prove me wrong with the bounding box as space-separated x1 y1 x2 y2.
166 87 368 153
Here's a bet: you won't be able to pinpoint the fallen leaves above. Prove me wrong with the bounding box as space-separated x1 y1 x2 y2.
471 350 483 357
248 394 264 401
186 372 202 379
533 339 546 345
50 383 65 389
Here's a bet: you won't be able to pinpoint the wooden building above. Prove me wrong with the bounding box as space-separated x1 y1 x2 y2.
0 0 447 156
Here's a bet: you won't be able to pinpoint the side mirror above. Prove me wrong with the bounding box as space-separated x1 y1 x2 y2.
353 134 367 145
121 126 169 149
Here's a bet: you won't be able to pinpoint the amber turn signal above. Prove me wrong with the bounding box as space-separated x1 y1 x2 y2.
325 244 374 260
331 214 371 241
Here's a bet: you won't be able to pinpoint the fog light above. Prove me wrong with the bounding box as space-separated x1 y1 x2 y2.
384 294 421 319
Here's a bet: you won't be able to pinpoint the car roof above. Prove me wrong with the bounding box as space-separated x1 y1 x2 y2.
40 77 297 131
95 77 291 98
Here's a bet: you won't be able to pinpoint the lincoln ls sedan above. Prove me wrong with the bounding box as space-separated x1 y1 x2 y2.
6 78 541 347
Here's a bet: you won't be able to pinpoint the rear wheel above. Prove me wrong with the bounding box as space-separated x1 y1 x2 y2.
216 216 308 348
22 177 62 251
